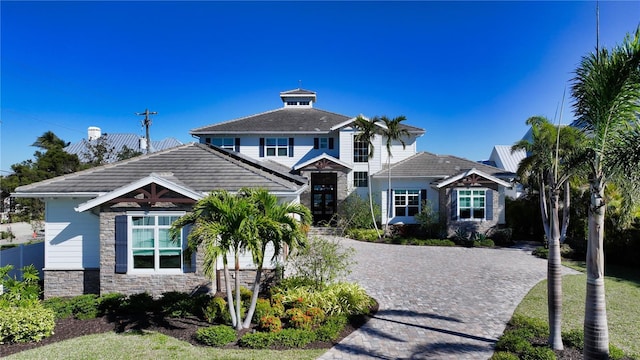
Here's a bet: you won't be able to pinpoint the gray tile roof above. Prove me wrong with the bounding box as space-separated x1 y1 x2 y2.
373 152 514 179
190 108 425 135
64 133 183 163
15 143 305 195
280 88 316 95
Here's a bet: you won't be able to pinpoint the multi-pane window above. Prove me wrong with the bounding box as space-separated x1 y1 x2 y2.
394 190 420 216
131 215 182 271
211 138 235 150
458 190 485 220
319 138 329 149
353 171 368 188
354 140 369 163
266 138 288 156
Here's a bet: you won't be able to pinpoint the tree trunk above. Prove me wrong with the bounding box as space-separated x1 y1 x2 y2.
222 258 237 328
584 176 609 359
539 173 551 241
243 263 263 329
367 162 380 238
548 185 564 350
234 252 243 330
386 157 392 235
560 181 571 243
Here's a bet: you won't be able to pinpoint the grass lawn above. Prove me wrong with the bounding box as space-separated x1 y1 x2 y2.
514 262 640 358
3 331 326 360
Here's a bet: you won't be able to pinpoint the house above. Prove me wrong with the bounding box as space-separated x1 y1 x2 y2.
64 126 183 163
13 143 306 298
485 145 526 199
191 88 513 232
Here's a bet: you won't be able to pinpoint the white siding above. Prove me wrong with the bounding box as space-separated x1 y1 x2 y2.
374 178 440 225
217 243 277 270
380 137 419 165
44 198 99 269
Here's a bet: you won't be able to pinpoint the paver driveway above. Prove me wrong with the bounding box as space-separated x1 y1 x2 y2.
317 237 579 360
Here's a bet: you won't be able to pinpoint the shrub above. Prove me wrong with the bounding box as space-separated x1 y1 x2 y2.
239 286 253 305
305 307 326 325
289 312 312 331
42 297 74 320
419 239 456 247
474 239 495 247
335 191 379 230
98 293 127 317
495 331 534 353
561 329 584 350
204 296 228 324
490 352 520 360
274 328 316 347
275 276 316 292
532 246 549 259
253 298 273 322
346 228 382 242
414 199 442 238
126 292 157 314
0 302 55 344
509 314 548 338
287 236 355 290
195 325 237 347
279 282 373 317
520 346 556 360
69 294 99 320
315 314 348 342
0 265 41 304
238 331 274 349
258 315 282 333
159 291 194 317
608 344 625 360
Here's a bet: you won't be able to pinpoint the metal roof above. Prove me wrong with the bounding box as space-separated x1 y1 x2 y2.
489 145 526 173
64 133 182 163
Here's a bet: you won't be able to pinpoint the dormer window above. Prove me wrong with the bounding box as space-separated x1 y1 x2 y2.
287 101 297 106
280 88 316 108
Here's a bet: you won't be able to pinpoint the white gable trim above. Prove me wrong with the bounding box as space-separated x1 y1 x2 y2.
293 153 353 171
435 168 512 189
75 173 204 212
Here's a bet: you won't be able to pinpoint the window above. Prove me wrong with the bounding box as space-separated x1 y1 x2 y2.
299 101 310 106
211 138 235 150
319 138 329 149
130 214 182 271
354 140 369 162
458 190 485 220
353 171 368 187
394 190 420 217
266 138 288 156
286 101 297 106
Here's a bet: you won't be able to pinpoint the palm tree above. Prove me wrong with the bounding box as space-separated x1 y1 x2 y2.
379 115 410 234
353 115 381 237
512 115 587 350
170 188 311 330
239 188 311 328
571 27 640 359
31 131 69 150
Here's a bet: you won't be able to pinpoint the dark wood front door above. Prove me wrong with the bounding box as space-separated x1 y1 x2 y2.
311 172 337 224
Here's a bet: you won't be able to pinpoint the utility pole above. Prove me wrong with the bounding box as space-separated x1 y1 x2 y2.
135 109 157 153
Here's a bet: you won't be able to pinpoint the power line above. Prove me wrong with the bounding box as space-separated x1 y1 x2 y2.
135 109 158 153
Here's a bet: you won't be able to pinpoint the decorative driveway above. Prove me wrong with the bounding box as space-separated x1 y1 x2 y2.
317 237 579 360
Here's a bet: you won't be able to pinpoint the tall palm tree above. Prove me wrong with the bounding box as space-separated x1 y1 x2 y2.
571 27 640 359
31 131 69 150
354 115 381 236
170 188 311 330
240 188 311 328
512 115 587 350
379 115 409 234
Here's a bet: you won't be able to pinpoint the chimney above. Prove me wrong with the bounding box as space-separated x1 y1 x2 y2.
87 126 101 141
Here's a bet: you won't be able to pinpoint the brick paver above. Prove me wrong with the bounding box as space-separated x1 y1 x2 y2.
317 237 579 360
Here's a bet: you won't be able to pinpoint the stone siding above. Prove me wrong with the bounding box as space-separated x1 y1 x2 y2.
440 187 503 238
44 269 100 299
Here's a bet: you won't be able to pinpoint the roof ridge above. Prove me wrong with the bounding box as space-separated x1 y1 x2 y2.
190 108 284 133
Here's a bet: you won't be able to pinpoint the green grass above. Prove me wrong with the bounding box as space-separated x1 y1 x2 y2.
3 331 326 360
514 263 640 358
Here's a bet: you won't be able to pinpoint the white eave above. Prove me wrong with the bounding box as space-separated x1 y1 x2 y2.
435 168 512 189
75 173 205 213
293 153 353 171
11 192 104 198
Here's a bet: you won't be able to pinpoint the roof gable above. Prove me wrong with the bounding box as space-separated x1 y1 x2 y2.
294 153 352 171
435 168 512 188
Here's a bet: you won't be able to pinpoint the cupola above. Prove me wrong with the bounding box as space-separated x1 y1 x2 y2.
280 88 316 108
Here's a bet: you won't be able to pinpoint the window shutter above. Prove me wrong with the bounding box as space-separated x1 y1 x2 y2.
329 138 334 149
259 138 265 157
314 138 319 149
289 138 294 157
115 215 128 274
234 138 240 152
450 189 458 221
421 189 427 203
485 190 494 221
182 225 196 273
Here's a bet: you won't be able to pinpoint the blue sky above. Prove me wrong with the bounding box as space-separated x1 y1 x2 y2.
1 1 639 174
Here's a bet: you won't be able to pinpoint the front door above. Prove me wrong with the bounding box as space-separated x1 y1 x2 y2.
311 172 337 224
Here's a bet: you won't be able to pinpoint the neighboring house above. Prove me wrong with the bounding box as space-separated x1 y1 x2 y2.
13 143 306 298
65 126 183 163
373 152 513 236
485 145 526 198
191 88 513 232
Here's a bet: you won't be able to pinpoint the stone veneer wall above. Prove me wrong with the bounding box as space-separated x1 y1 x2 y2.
299 169 349 213
440 187 502 237
43 269 100 299
99 206 212 297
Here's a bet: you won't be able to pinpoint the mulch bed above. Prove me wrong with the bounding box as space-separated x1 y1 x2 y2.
0 306 375 358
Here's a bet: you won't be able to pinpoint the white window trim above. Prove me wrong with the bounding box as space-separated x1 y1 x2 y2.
353 139 369 163
265 137 288 157
353 171 368 188
393 189 421 218
127 211 186 274
457 188 486 221
319 137 329 149
212 137 235 150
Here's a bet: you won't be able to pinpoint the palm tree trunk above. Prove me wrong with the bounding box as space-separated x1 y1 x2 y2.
386 157 391 235
234 252 243 330
548 185 563 350
243 263 263 329
222 257 237 328
584 176 609 359
539 173 551 241
367 162 380 238
560 181 571 243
